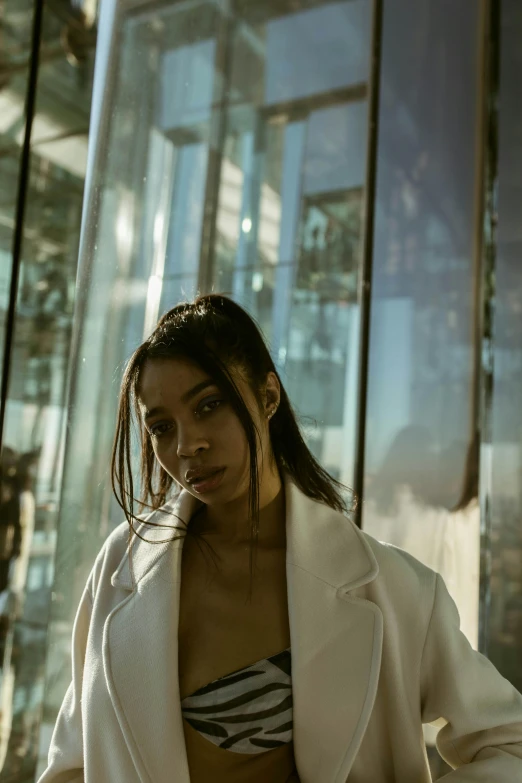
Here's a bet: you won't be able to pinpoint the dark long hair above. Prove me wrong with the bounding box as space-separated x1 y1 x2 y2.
111 293 357 598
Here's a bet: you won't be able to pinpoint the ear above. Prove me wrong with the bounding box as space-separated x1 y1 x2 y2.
264 371 281 415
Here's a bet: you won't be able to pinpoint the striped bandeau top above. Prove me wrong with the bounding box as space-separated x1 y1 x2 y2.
180 648 293 754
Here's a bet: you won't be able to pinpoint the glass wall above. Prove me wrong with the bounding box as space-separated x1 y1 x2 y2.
0 0 34 379
41 0 373 724
359 1 484 774
0 2 98 779
487 0 522 695
24 0 521 781
362 0 483 645
37 0 375 771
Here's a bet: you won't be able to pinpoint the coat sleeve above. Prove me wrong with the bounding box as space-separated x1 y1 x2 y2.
420 571 522 778
36 581 93 783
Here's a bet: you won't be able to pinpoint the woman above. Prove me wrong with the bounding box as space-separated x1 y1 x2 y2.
39 294 522 783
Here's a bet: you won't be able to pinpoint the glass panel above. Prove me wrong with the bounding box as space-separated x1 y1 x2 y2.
212 3 372 486
38 0 373 766
0 0 34 379
263 1 370 104
487 0 522 695
0 4 98 779
359 1 482 776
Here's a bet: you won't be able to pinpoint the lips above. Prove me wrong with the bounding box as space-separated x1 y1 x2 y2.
185 467 224 484
187 468 226 494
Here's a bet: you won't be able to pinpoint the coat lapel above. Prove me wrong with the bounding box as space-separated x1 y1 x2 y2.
106 472 383 783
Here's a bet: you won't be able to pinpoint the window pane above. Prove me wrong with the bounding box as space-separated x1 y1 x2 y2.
39 0 373 763
0 3 97 779
263 2 370 104
359 2 482 773
0 0 34 381
211 2 372 487
486 0 522 696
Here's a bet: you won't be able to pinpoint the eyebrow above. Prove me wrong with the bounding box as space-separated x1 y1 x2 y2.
142 379 217 422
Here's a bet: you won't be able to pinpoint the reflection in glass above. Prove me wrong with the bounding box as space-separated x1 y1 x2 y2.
363 0 481 642
487 0 522 696
37 0 373 769
0 0 35 379
359 1 482 776
0 3 97 779
212 3 372 488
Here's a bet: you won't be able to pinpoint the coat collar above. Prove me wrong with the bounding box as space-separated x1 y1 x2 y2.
111 470 379 594
106 471 383 783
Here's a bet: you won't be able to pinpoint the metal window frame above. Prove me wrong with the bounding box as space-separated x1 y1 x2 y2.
0 0 45 454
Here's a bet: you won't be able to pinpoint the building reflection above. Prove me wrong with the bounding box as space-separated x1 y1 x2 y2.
364 429 481 649
0 0 97 778
0 1 521 782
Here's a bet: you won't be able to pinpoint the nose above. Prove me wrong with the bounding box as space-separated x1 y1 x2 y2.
177 443 207 459
176 424 209 459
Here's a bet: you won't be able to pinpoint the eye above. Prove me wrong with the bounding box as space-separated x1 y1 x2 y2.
149 422 171 438
198 398 222 415
148 399 222 438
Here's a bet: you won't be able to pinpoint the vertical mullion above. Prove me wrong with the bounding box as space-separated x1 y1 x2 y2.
353 0 383 529
0 0 44 454
478 0 501 657
198 3 236 295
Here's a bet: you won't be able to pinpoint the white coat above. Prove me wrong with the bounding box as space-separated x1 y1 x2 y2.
37 471 522 782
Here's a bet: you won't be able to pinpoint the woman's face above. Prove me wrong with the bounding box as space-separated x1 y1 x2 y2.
137 356 277 506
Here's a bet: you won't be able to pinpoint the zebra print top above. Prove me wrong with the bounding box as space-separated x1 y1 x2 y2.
180 648 293 754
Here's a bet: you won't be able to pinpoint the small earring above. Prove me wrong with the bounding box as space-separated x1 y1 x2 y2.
267 405 278 419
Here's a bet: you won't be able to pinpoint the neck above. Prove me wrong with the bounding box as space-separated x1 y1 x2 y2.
191 469 286 550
